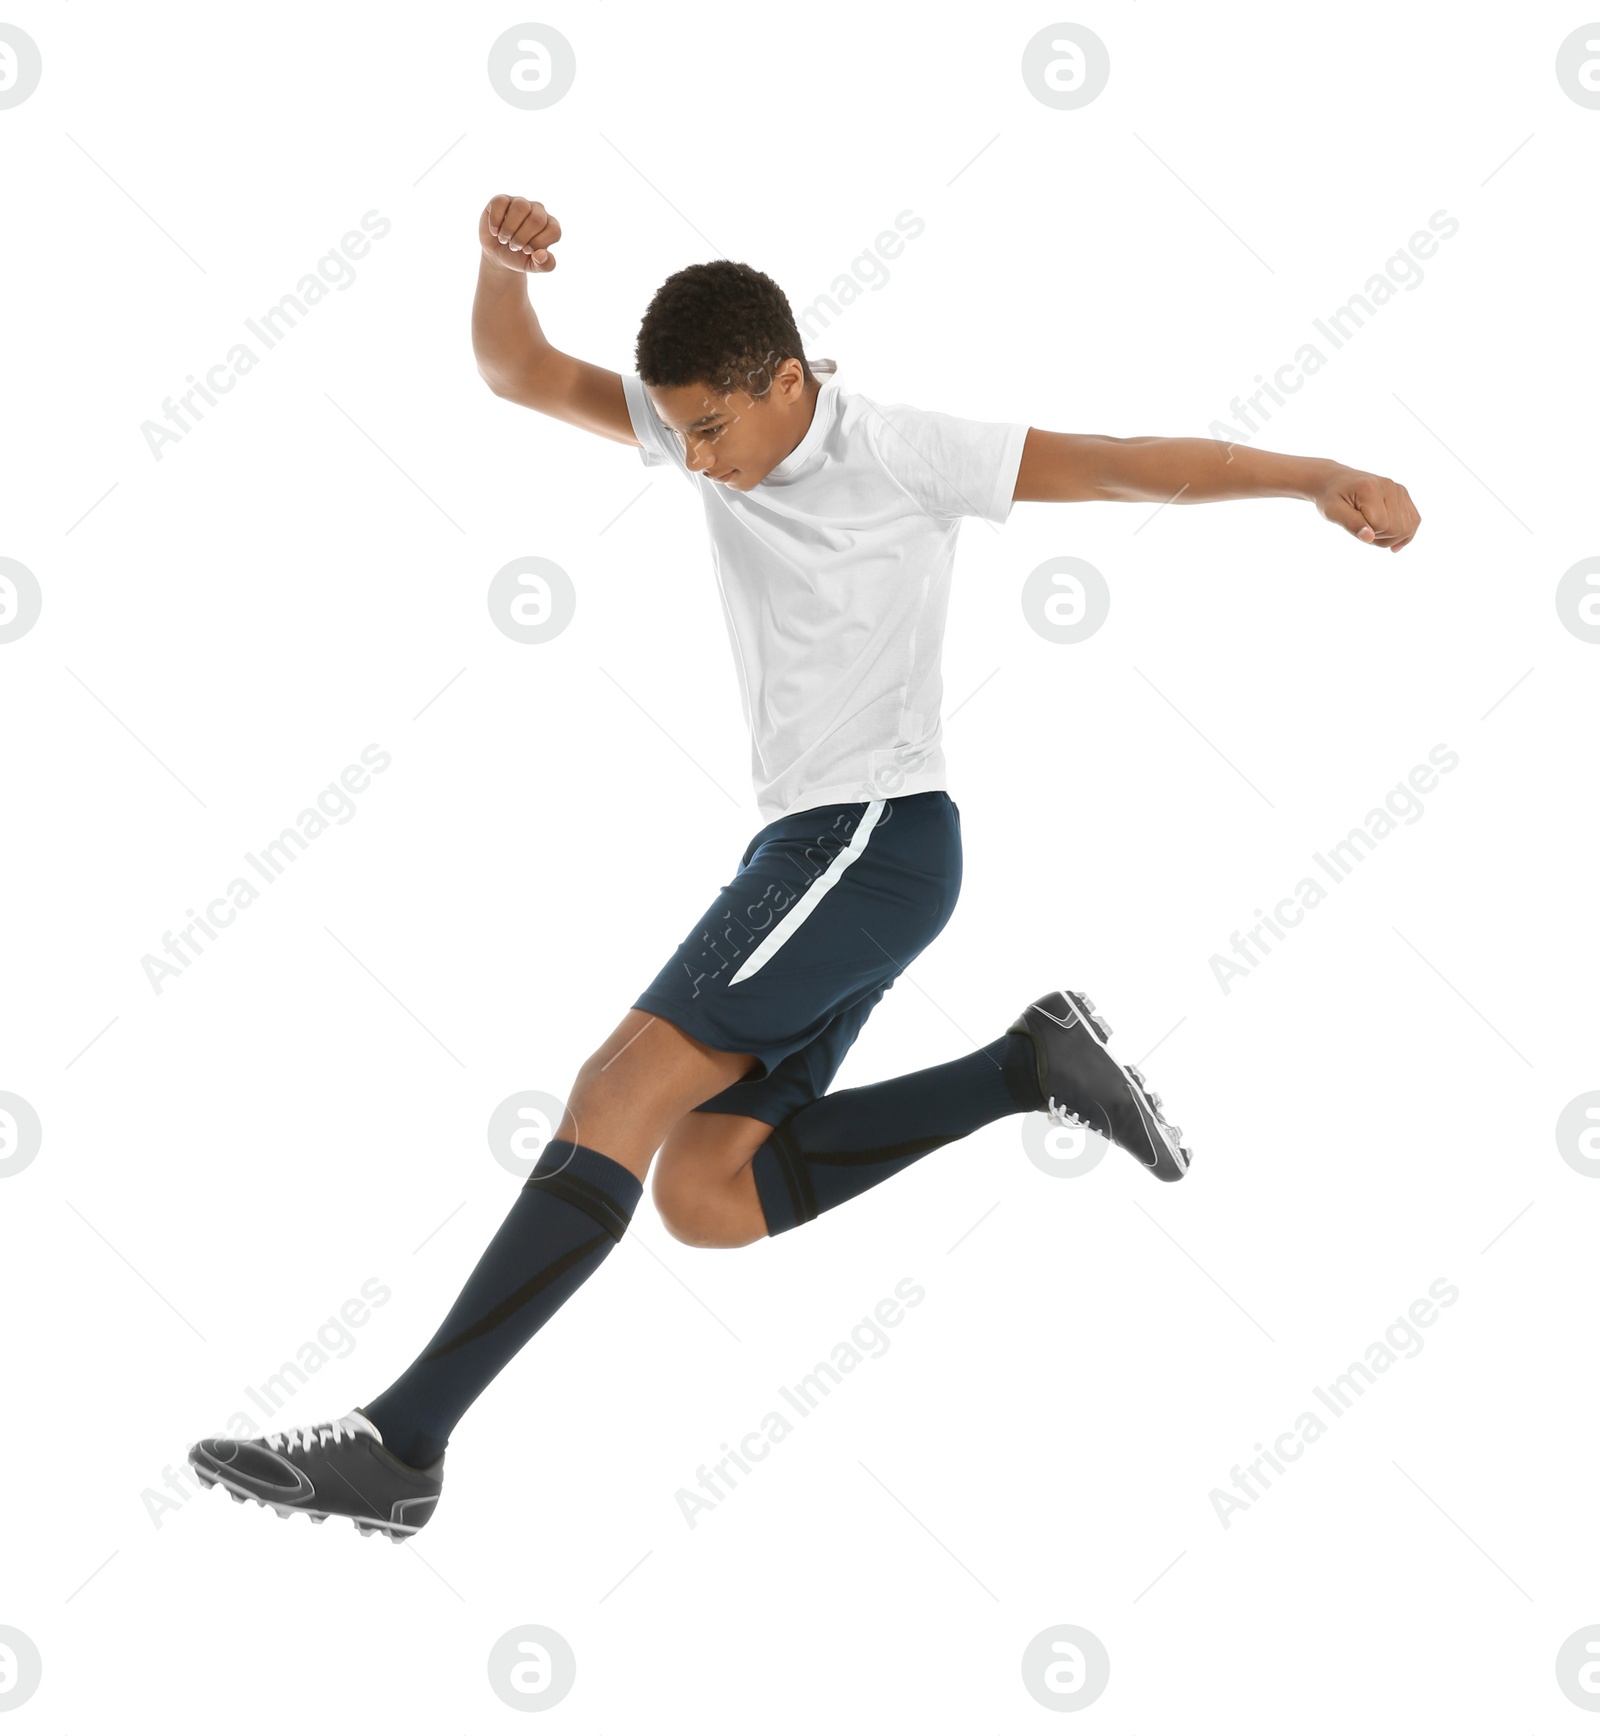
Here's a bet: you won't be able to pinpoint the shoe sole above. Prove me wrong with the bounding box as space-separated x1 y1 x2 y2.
190 1459 419 1542
1059 989 1192 1182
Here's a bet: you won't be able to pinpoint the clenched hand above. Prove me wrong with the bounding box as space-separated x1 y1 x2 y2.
1314 467 1421 552
480 195 561 274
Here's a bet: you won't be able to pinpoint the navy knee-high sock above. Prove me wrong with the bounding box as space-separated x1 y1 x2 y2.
362 1140 641 1469
751 1029 1044 1235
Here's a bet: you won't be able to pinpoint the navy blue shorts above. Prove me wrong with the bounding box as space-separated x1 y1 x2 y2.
631 790 963 1127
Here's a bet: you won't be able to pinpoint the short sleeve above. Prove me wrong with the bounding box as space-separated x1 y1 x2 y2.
621 372 684 472
868 402 1030 525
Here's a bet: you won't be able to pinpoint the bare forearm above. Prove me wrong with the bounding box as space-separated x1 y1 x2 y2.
1101 435 1335 503
472 256 555 396
1017 429 1335 505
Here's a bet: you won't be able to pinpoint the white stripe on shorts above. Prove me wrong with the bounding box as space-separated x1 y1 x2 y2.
727 799 888 986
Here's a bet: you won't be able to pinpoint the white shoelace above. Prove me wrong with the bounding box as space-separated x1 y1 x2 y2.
264 1411 375 1455
1047 1069 1189 1158
1045 1095 1089 1131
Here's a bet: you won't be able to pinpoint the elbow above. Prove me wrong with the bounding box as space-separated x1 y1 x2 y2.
477 350 556 407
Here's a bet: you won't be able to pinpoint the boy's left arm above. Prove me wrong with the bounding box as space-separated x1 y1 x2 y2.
1013 430 1421 552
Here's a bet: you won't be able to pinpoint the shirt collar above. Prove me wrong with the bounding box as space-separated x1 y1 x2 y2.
763 373 840 482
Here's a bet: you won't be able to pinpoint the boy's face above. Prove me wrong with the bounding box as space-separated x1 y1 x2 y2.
648 357 813 490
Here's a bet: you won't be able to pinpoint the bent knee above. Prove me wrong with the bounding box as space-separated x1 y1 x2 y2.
654 1183 736 1249
653 1163 761 1249
562 1055 638 1137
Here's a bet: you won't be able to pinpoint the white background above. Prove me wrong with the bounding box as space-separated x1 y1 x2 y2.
2 1 1597 1728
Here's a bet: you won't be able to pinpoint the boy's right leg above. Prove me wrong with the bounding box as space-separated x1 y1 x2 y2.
356 1008 754 1467
188 1010 752 1535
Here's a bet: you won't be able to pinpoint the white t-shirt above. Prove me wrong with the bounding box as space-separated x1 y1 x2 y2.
621 365 1030 824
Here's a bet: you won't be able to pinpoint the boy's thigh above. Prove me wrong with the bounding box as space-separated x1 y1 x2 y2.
631 792 961 1116
558 1009 755 1174
654 1108 773 1191
650 982 889 1232
649 987 887 1210
691 977 890 1127
652 1108 773 1246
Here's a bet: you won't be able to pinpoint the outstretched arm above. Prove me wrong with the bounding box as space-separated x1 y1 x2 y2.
1013 429 1421 552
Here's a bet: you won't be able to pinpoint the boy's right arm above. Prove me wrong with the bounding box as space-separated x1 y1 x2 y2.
473 195 638 448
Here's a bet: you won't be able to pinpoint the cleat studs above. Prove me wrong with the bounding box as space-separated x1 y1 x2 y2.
1079 994 1097 1014
275 1507 292 1519
310 1515 327 1525
388 1532 406 1546
229 1490 247 1504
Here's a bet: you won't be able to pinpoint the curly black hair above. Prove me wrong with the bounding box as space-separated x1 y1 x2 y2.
635 260 815 399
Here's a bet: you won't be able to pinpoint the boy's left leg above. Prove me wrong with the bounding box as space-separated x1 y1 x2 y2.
656 988 1195 1246
744 1026 1045 1234
654 1022 1045 1246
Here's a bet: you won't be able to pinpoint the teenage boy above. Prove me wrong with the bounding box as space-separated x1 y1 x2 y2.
188 195 1419 1538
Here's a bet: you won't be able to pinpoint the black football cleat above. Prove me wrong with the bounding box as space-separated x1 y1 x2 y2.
188 1410 442 1541
1009 989 1192 1182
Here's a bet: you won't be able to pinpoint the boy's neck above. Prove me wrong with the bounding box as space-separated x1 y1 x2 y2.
777 373 824 462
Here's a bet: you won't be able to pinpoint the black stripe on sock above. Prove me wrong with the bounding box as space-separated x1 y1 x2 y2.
524 1169 633 1240
807 1134 953 1168
421 1234 611 1361
770 1124 819 1225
